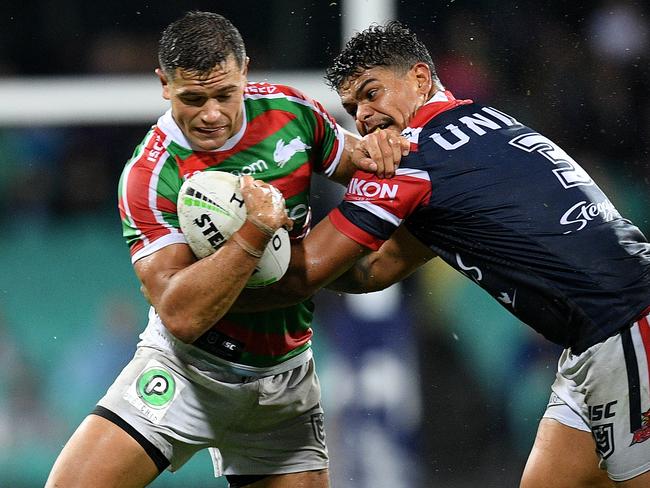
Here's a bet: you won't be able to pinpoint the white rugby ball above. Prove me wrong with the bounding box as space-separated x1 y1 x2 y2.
177 171 290 288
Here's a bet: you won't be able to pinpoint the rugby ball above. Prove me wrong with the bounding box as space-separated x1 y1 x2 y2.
177 171 290 288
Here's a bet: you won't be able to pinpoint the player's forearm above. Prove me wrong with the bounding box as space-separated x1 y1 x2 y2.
326 254 387 294
154 224 271 342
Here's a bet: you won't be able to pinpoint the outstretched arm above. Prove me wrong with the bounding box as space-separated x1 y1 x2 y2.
327 225 436 293
233 222 435 311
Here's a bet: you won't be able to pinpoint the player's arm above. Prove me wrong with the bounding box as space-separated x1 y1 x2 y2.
327 225 436 293
329 129 410 184
134 176 290 343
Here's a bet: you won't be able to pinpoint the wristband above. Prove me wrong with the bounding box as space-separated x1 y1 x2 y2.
231 232 264 259
246 215 276 237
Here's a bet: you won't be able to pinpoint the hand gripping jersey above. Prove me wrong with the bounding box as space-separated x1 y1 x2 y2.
330 91 650 353
119 82 345 370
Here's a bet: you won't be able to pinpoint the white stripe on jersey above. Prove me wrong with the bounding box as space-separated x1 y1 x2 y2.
395 167 431 181
323 124 346 178
131 232 187 264
147 152 181 238
121 131 157 245
350 200 403 227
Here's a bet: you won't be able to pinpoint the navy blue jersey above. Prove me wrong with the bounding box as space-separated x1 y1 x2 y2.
330 94 650 352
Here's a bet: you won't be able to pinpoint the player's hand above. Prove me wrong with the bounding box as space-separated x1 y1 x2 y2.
351 129 410 179
240 175 293 235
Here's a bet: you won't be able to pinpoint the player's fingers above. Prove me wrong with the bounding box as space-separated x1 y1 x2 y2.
283 217 294 232
363 134 386 179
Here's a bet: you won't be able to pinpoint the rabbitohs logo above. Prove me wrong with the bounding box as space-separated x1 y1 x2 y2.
137 367 176 408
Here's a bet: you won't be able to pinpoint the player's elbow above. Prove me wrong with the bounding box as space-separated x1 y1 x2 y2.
156 306 203 343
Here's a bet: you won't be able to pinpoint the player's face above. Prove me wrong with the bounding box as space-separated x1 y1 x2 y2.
339 64 431 136
157 55 248 151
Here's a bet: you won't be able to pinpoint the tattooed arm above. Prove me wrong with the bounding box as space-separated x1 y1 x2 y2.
326 225 436 293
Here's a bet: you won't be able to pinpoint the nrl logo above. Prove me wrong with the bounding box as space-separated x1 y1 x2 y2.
311 412 326 447
593 423 615 459
273 136 311 167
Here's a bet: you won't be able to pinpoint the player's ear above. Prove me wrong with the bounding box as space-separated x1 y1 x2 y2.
241 56 250 77
155 68 171 100
412 62 432 96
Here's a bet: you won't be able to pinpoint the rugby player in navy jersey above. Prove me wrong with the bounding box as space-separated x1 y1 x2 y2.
246 21 650 487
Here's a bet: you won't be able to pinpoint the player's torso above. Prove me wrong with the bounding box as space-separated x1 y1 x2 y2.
405 103 650 351
137 85 332 367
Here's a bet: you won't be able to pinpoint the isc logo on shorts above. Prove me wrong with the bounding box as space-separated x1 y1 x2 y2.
124 359 183 424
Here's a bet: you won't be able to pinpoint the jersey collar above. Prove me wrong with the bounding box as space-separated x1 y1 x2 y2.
407 90 473 129
156 103 248 152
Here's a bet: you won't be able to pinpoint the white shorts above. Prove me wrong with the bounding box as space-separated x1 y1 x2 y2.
542 313 650 481
95 345 328 477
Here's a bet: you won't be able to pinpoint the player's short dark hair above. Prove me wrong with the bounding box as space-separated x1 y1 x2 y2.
325 21 438 91
158 11 246 77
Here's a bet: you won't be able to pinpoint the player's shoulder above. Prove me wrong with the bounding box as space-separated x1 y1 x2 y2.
123 125 176 174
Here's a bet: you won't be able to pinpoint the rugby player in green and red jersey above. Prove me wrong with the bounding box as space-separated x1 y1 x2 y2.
45 11 408 488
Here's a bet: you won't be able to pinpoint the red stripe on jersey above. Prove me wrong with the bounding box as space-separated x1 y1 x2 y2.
328 208 385 251
638 316 650 383
270 162 312 199
344 171 431 219
156 195 176 215
211 318 313 356
409 90 473 129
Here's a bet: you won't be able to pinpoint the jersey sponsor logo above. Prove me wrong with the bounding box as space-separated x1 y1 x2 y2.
560 199 618 234
137 367 176 408
146 136 166 163
456 254 483 282
230 159 269 176
124 360 182 424
428 106 516 151
346 178 399 200
631 409 650 445
509 133 593 189
273 136 311 167
593 423 615 459
589 401 617 422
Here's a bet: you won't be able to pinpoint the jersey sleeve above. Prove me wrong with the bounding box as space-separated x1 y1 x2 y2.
118 131 186 263
328 167 432 250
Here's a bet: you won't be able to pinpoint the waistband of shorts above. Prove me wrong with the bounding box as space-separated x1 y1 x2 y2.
141 317 313 379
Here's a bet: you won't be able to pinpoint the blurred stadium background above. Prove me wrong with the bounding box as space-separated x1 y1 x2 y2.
1 1 649 486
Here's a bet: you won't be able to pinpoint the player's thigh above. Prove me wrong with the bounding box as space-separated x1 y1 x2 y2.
250 469 329 488
45 414 160 488
520 418 614 488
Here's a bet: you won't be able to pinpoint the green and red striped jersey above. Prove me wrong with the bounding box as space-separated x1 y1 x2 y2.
118 82 345 369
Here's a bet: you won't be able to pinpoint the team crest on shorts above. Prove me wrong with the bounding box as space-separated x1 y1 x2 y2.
124 359 182 424
593 423 615 459
631 409 650 445
311 413 326 447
